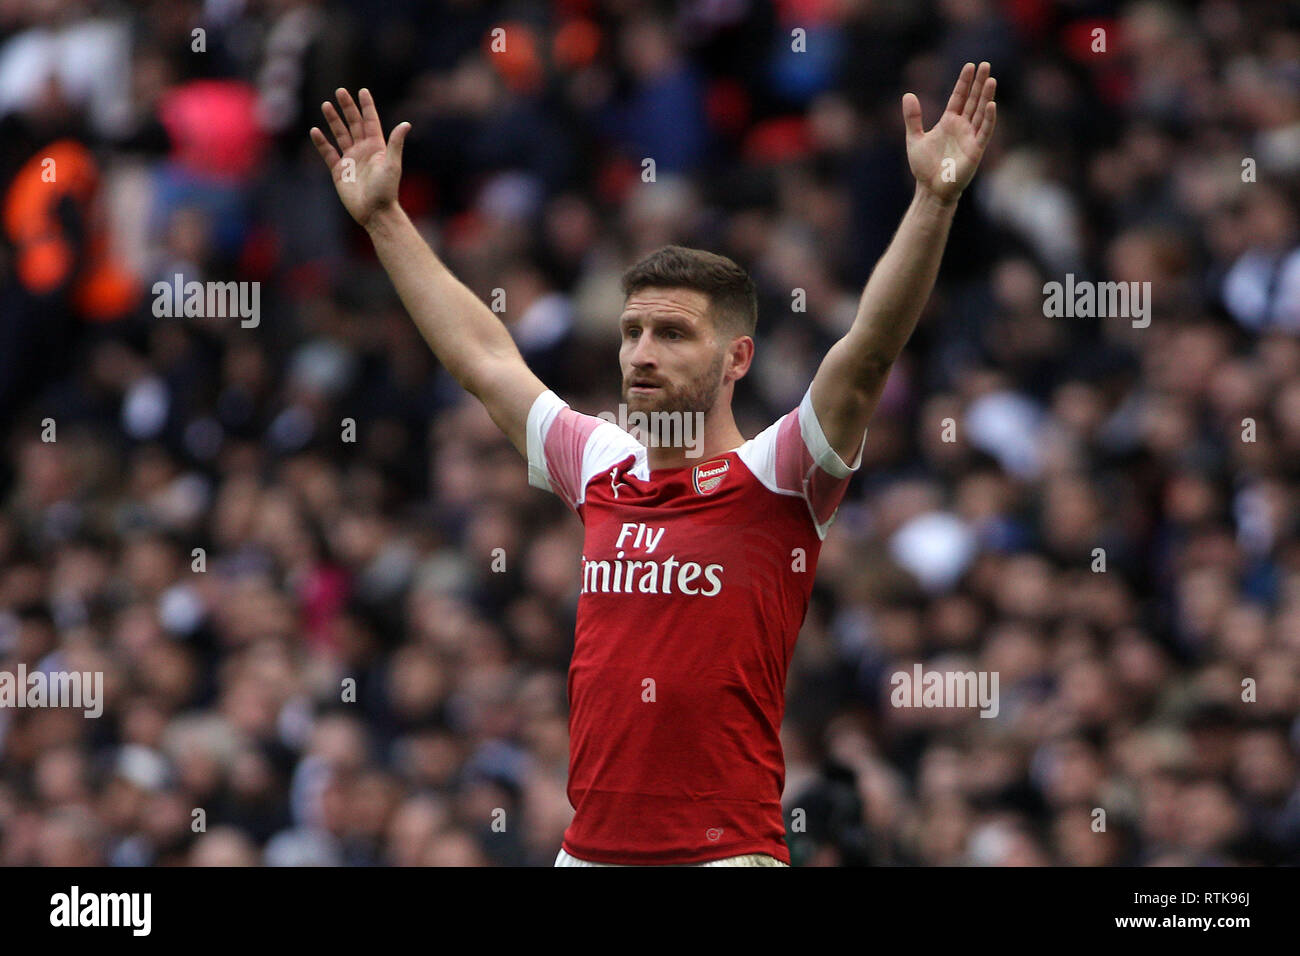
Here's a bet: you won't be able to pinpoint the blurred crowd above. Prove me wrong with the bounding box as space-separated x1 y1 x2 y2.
2 0 1299 867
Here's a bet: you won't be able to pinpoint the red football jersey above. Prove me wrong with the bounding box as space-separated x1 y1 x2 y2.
527 387 866 864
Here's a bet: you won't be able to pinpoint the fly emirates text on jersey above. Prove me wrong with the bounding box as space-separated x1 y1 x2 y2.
580 522 724 597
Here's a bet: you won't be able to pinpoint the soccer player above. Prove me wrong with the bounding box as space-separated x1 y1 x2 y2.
310 61 997 866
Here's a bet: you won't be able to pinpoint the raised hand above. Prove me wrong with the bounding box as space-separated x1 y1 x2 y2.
310 88 411 228
902 62 997 205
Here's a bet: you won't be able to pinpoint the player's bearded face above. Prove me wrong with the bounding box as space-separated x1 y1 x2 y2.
623 347 726 415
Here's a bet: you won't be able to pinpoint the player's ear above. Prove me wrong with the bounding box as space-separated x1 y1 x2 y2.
725 335 755 383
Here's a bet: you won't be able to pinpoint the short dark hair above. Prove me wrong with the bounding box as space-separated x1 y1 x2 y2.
620 245 757 339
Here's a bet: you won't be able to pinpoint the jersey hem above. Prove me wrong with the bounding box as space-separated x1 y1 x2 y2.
560 840 791 867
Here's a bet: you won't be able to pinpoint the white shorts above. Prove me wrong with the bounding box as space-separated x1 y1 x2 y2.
555 848 789 867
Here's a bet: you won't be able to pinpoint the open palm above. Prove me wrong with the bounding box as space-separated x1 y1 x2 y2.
903 62 997 204
310 88 411 228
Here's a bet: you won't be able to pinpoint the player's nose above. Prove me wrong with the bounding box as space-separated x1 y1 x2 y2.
628 335 658 369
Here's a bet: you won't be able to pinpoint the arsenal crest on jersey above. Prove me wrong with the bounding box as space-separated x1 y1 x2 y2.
692 458 730 495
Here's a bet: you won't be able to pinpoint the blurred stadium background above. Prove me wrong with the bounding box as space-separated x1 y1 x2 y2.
2 0 1299 867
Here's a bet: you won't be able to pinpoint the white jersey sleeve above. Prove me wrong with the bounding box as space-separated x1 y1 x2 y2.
526 390 645 513
736 386 867 539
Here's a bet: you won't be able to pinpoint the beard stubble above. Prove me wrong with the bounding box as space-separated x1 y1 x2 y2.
622 349 727 417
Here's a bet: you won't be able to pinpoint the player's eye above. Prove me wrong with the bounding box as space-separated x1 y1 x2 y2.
625 326 641 339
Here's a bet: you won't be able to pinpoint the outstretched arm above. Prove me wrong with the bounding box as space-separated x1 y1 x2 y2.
310 88 545 455
810 61 998 464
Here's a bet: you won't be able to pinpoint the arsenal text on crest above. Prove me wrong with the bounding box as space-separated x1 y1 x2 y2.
692 458 730 495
